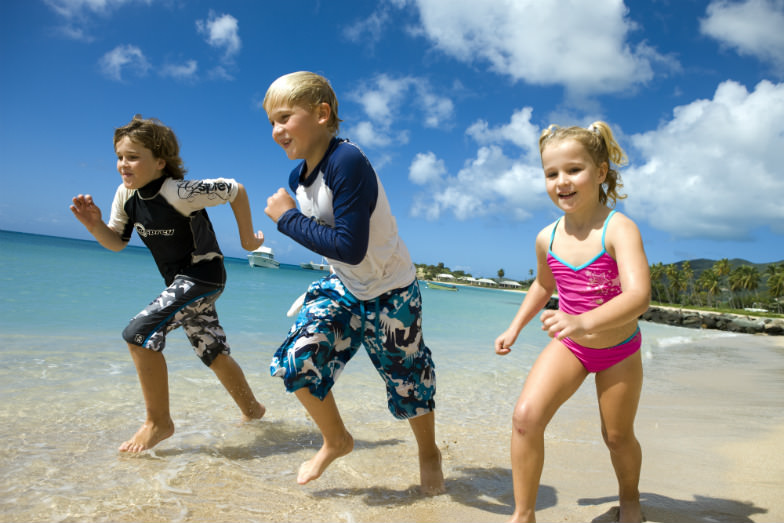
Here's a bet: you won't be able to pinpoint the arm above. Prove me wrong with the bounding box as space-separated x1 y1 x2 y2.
495 229 556 355
69 194 127 252
268 148 374 265
540 213 651 339
230 183 264 251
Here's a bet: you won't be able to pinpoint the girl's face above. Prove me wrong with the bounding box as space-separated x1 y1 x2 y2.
267 102 331 168
115 136 165 189
541 138 607 214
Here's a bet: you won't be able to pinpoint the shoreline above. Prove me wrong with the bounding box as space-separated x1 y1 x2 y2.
422 280 784 336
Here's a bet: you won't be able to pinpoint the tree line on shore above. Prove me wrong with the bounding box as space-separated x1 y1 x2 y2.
650 258 783 313
417 258 784 314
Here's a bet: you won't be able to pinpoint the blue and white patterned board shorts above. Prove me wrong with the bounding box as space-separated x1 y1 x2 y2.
122 276 230 367
270 274 436 419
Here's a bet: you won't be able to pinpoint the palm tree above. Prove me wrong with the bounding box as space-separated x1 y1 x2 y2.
713 258 731 306
649 262 665 303
681 260 694 305
728 265 761 308
696 268 721 307
666 264 687 305
666 264 688 305
766 264 784 312
498 268 505 279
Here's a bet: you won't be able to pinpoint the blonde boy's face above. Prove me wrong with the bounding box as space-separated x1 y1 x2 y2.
267 102 331 165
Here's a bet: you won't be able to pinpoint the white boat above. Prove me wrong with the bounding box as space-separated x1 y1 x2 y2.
247 246 280 269
300 256 330 272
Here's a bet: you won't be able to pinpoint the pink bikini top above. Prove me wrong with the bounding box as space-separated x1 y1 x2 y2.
546 210 622 315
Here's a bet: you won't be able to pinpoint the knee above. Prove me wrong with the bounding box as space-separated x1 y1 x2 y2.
602 426 638 453
511 401 546 437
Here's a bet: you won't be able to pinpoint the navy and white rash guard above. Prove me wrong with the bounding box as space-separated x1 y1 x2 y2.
276 138 415 300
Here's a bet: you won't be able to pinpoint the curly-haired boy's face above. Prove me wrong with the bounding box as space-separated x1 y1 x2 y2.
267 102 332 169
115 136 165 190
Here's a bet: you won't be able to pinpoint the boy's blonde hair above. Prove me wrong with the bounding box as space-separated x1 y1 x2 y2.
539 121 628 206
114 115 187 179
263 71 342 135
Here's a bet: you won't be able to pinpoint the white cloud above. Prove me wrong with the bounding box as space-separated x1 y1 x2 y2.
160 59 198 80
700 0 784 75
624 79 784 238
347 73 454 148
406 0 663 96
44 0 138 18
346 121 396 148
466 107 540 149
196 11 241 59
99 44 149 81
409 152 447 185
44 0 150 40
409 108 547 221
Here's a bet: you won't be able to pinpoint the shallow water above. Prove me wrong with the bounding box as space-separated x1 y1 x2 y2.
1 230 782 522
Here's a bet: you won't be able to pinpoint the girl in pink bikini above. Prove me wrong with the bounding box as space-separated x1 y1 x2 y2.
495 122 651 523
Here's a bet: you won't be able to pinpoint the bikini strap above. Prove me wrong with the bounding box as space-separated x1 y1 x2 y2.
549 217 561 250
601 210 616 251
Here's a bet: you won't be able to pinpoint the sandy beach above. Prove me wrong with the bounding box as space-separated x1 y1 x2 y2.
2 233 782 523
256 331 783 523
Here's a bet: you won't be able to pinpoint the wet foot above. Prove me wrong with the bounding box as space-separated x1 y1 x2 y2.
118 419 174 453
419 448 445 496
242 401 266 422
297 432 354 485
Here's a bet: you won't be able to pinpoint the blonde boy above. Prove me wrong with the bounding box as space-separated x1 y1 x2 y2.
263 71 444 495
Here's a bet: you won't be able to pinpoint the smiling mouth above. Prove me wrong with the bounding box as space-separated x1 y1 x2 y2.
559 191 576 198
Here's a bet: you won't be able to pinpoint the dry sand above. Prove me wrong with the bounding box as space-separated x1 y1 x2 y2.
338 332 784 523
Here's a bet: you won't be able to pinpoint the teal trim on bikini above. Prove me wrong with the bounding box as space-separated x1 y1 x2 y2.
548 210 617 272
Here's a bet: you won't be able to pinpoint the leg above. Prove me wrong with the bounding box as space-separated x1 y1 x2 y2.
408 411 445 495
209 353 265 421
119 343 175 452
509 339 589 523
595 350 643 523
293 388 354 485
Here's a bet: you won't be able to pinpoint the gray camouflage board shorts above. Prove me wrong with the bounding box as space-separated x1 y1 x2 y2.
122 276 230 367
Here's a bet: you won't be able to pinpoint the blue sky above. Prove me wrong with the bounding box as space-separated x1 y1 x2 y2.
1 0 783 280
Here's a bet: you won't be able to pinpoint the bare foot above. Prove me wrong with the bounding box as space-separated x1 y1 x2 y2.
297 432 354 485
419 448 445 496
618 500 644 523
242 401 266 422
118 419 175 453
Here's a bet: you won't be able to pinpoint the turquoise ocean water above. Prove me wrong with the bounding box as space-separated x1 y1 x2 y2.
1 230 781 522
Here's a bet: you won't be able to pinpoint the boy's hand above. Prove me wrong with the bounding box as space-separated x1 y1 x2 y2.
265 188 296 222
70 194 103 231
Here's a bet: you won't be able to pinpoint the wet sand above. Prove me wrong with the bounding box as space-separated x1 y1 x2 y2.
1 329 782 523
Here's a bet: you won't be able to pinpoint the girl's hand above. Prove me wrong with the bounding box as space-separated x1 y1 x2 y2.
540 309 587 340
494 329 517 355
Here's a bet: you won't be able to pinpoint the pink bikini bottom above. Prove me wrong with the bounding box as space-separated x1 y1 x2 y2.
560 328 641 373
